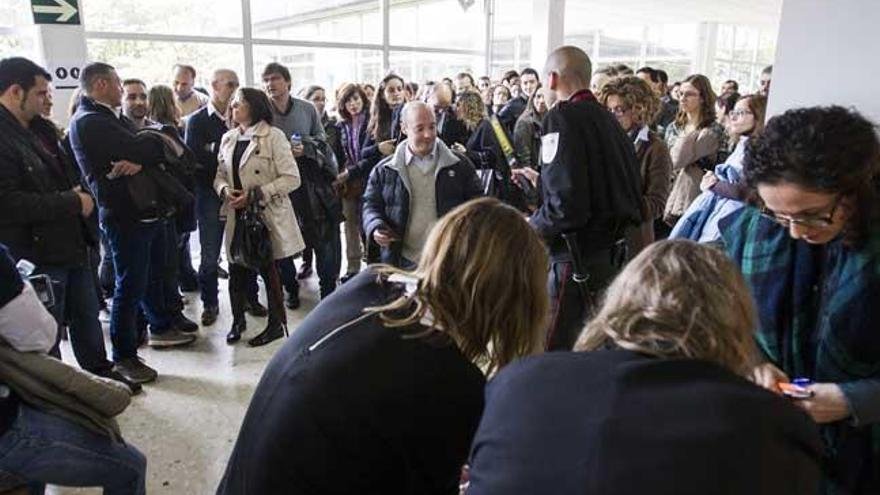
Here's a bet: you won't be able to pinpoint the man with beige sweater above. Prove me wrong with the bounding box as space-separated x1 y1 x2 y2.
362 101 483 268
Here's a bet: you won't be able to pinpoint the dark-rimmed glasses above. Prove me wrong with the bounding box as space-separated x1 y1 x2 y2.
760 194 843 229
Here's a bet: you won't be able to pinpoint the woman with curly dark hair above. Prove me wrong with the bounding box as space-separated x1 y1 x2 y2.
598 76 672 255
662 74 725 228
723 106 880 494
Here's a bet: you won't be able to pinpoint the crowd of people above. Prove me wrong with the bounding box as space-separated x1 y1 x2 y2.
0 44 877 494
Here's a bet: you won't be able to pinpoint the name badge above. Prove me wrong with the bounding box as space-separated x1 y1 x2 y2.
542 132 559 164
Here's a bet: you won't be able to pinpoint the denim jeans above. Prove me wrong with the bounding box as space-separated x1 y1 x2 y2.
178 231 198 289
195 182 224 308
38 264 112 374
276 257 301 297
0 404 146 495
160 221 185 318
313 224 342 298
104 218 173 361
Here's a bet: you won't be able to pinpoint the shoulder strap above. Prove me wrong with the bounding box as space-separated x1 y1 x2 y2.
489 115 518 168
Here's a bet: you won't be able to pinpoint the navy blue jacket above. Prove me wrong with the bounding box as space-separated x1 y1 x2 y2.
184 104 228 189
467 349 823 495
217 269 485 495
68 97 165 222
496 95 527 134
362 141 482 266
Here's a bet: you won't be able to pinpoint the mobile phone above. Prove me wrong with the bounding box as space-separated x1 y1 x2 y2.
27 274 56 308
779 382 813 399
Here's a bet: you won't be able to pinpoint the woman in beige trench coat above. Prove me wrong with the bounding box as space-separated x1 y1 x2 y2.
215 87 304 347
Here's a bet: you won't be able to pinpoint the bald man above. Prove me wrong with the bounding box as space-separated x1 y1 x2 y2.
532 46 643 351
362 101 482 267
428 82 469 148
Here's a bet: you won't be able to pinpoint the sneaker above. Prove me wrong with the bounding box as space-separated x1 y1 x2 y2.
172 314 199 333
244 300 268 317
114 357 158 384
93 367 143 395
286 292 301 310
201 306 219 326
148 329 197 348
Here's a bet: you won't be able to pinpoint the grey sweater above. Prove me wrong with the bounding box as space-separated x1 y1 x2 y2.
270 95 325 141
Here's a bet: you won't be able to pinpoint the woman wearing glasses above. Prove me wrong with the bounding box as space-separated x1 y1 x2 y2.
597 76 672 256
662 74 725 232
669 94 766 244
723 106 880 494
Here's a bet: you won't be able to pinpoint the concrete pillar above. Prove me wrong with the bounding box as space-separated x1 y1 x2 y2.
693 22 718 77
530 0 565 71
766 0 880 122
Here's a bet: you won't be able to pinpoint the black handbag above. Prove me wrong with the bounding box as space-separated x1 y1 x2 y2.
230 189 273 270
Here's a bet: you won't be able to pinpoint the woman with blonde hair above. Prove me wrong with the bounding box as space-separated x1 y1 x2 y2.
662 74 725 229
218 197 549 494
466 240 823 495
598 76 672 256
146 84 181 130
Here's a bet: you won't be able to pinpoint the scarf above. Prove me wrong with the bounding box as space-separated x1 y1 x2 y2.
723 207 880 493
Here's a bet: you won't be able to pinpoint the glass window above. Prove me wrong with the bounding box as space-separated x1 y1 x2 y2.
81 0 243 37
0 0 40 61
253 45 382 98
390 0 484 51
389 51 483 84
596 26 643 61
491 0 530 73
250 0 381 44
86 39 245 89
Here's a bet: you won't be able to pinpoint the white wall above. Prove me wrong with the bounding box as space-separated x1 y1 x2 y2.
767 0 880 123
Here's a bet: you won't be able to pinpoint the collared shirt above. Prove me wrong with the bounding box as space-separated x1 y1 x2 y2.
405 140 439 174
206 99 225 120
95 100 122 119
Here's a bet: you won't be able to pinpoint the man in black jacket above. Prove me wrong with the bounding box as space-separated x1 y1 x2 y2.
69 62 196 385
363 101 482 267
0 57 138 392
497 68 539 134
531 47 643 350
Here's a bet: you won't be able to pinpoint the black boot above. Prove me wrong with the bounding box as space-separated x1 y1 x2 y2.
227 319 246 344
247 321 288 347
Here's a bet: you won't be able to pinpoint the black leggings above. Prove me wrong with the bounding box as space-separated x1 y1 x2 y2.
228 261 286 326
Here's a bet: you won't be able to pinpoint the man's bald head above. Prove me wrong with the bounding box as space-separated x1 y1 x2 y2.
544 46 593 99
401 101 437 157
430 82 453 110
401 100 435 126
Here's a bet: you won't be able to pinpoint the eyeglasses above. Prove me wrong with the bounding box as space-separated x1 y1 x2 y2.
607 105 629 115
728 110 753 118
760 194 843 229
679 91 700 99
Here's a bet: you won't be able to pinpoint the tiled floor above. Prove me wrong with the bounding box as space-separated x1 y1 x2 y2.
51 270 325 494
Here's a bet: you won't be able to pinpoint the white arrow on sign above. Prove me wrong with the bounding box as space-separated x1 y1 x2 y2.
33 0 78 23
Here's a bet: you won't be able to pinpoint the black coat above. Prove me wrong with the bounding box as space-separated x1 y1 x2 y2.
467 349 824 495
529 91 643 258
352 105 403 182
0 107 91 266
362 142 482 266
496 95 527 134
68 97 166 223
436 107 469 149
217 269 485 495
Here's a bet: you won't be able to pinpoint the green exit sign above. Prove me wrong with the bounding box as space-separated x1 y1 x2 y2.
31 0 80 25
